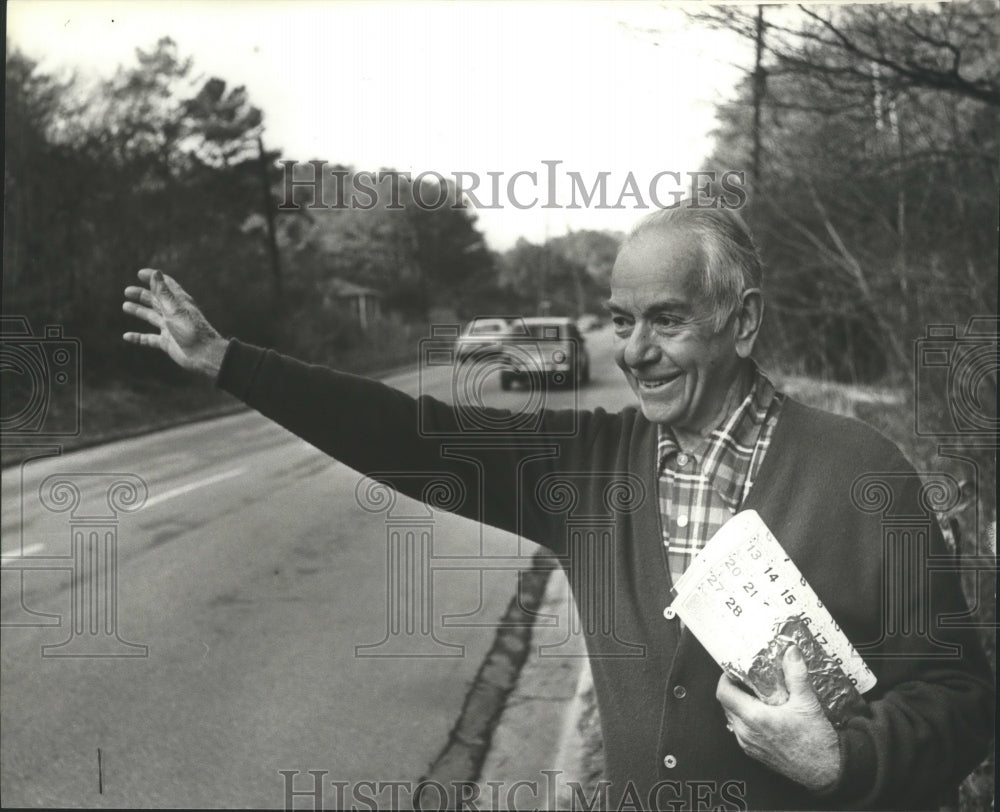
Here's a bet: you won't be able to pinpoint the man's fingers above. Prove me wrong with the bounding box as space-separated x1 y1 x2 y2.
782 646 816 701
150 269 182 312
123 331 163 349
160 273 187 296
158 271 194 305
716 672 757 716
122 301 165 329
124 286 156 308
135 268 192 306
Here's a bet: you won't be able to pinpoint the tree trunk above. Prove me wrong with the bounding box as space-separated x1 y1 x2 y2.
751 5 767 189
256 134 283 328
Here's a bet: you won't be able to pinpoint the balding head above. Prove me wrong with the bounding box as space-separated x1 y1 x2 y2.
621 204 763 329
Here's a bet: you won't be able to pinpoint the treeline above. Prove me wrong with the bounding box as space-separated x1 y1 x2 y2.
3 36 614 390
6 4 997 393
696 1 999 383
274 167 616 363
6 38 274 385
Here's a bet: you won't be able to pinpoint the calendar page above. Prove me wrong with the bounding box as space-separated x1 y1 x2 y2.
671 510 876 697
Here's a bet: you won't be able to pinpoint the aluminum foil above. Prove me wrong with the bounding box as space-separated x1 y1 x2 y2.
730 615 870 727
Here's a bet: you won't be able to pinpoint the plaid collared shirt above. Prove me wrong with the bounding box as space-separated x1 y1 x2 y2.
658 366 784 588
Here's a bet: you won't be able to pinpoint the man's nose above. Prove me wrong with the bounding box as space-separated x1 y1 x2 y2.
622 322 660 368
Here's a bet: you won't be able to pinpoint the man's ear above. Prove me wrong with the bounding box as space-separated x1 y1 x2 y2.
734 289 764 359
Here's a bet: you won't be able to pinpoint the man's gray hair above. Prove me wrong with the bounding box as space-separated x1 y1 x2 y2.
625 204 763 329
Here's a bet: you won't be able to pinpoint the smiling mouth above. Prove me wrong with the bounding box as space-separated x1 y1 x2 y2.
635 373 681 392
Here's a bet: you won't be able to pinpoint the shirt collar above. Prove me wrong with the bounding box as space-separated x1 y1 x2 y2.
656 364 778 509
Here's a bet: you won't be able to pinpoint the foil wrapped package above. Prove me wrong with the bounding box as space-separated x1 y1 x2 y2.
672 511 878 718
728 616 870 728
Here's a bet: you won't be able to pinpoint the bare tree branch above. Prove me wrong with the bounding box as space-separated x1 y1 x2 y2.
796 5 1000 106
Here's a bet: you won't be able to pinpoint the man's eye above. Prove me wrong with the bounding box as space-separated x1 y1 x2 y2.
653 314 680 331
611 316 632 332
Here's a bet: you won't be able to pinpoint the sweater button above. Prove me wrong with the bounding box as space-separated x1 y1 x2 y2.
663 606 677 620
663 754 677 769
673 684 687 699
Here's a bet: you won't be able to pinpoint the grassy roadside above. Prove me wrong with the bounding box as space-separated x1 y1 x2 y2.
0 336 422 469
0 376 242 470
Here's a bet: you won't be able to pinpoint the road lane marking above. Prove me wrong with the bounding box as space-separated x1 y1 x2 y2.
144 468 246 509
1 469 246 558
1 542 46 559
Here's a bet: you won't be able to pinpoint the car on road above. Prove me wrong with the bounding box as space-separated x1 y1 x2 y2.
455 317 512 362
497 316 591 390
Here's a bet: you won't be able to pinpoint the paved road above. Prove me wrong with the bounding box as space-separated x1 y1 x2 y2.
1 326 632 808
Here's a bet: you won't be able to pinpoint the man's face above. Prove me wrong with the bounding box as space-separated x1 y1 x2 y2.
607 226 744 430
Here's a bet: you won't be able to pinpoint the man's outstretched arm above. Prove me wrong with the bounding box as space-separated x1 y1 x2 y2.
122 268 229 377
121 267 583 543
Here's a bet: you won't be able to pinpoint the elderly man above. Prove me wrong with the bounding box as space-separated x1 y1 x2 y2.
123 206 993 810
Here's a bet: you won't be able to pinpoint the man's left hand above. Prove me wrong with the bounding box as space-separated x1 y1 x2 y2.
716 644 841 792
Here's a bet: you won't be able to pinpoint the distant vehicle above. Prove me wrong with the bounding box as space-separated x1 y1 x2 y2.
498 316 591 390
455 317 512 361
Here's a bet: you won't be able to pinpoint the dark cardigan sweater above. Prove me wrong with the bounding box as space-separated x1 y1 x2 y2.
218 340 994 811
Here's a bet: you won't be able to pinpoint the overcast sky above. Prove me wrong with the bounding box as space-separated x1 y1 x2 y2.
7 0 753 249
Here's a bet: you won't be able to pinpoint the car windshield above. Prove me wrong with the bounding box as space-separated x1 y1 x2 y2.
523 322 568 339
467 320 508 336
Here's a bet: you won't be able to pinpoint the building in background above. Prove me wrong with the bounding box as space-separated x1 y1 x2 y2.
322 279 383 329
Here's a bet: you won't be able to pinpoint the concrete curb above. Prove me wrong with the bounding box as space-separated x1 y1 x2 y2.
419 554 556 795
474 568 594 810
553 659 602 810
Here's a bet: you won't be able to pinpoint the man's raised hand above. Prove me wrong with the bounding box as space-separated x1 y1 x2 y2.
122 269 229 378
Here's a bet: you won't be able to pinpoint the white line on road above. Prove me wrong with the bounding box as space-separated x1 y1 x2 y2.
0 470 246 559
1 542 46 559
144 468 246 509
